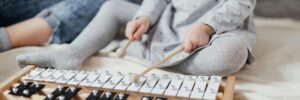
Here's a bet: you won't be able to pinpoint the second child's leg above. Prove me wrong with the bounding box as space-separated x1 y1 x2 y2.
0 0 61 52
5 18 53 48
17 1 140 69
0 0 107 52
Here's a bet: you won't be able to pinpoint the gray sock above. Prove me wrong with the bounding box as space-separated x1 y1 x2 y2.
17 45 83 70
0 28 11 52
16 0 139 69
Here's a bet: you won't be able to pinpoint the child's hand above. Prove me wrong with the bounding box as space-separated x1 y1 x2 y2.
184 23 215 53
125 16 150 40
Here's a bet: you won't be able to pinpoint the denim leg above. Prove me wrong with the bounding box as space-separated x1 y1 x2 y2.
38 0 141 44
0 0 61 26
37 0 107 44
0 0 141 44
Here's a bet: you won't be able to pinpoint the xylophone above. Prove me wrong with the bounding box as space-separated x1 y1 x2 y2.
0 65 235 100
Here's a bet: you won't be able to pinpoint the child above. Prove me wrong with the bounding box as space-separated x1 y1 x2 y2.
17 0 256 76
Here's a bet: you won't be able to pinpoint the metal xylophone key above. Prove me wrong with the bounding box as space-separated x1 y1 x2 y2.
90 71 113 88
102 72 124 89
126 75 147 92
190 76 209 99
45 70 68 82
177 75 197 98
114 73 133 91
22 68 46 80
203 76 222 100
67 71 89 85
164 74 185 96
55 70 79 84
35 68 56 81
139 74 159 93
80 71 102 86
150 74 172 95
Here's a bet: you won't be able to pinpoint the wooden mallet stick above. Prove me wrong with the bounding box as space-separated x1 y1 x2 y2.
131 46 184 83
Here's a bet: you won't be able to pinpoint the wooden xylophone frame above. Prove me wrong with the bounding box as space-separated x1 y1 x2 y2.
0 65 236 100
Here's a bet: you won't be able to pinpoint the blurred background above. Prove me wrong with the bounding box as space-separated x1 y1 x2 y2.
255 0 300 20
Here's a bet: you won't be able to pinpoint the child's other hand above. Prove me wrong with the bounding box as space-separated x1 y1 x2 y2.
125 16 150 40
184 23 215 53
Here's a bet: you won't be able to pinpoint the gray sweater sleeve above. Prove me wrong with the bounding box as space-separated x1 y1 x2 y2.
198 0 256 34
133 0 169 25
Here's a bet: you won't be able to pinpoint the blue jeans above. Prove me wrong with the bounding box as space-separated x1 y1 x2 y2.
0 0 141 44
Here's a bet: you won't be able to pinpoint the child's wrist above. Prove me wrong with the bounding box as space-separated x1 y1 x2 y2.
194 23 215 35
137 16 150 23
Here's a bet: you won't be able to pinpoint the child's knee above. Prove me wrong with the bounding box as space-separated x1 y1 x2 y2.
210 37 248 75
188 37 249 75
190 57 246 76
99 0 123 14
211 61 245 76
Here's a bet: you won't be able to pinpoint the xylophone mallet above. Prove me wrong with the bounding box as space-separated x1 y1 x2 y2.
116 39 134 58
131 46 184 83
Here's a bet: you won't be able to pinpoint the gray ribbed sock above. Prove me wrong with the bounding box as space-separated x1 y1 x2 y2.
0 28 11 52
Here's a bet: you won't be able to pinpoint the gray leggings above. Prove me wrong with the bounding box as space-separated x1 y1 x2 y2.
73 0 248 76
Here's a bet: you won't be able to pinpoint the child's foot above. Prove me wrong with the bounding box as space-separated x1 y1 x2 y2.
16 46 83 70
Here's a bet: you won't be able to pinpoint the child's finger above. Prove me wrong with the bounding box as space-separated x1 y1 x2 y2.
184 40 193 53
133 24 147 40
125 22 139 40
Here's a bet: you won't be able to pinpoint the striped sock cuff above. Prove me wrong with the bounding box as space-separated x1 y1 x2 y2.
0 28 11 51
36 9 60 30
